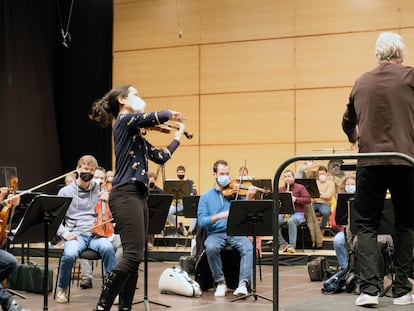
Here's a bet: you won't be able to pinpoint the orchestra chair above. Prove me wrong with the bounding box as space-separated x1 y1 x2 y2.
53 249 104 302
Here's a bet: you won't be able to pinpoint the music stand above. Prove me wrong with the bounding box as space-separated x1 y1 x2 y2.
278 193 295 215
163 180 191 235
295 179 320 198
11 194 71 311
226 200 273 302
335 193 355 226
135 194 173 311
251 179 273 200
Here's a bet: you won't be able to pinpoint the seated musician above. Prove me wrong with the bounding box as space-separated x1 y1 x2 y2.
55 155 116 304
197 160 255 297
278 169 311 254
0 187 30 311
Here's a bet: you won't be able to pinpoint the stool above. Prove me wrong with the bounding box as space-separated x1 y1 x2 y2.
53 249 104 302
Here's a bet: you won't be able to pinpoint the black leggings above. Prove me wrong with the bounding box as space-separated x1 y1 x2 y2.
109 182 148 272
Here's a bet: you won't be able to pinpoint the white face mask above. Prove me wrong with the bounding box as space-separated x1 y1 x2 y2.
132 96 147 113
318 174 327 182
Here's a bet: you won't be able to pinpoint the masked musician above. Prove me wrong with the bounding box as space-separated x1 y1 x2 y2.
0 188 29 311
89 85 185 311
55 155 116 304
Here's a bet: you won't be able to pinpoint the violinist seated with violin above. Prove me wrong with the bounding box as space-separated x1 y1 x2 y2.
0 188 30 311
54 155 116 304
197 160 256 298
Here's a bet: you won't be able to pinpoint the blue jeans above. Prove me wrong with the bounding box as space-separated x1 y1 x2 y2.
333 231 348 270
57 233 116 289
0 249 18 310
204 232 253 285
312 202 331 229
168 203 197 230
279 213 305 248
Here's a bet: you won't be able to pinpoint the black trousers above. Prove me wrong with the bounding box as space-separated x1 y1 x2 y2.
354 165 414 297
109 182 148 273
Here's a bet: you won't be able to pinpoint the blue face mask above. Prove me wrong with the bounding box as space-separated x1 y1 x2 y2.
345 185 356 193
217 175 230 187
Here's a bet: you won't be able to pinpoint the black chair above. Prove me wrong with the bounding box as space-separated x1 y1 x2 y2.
53 249 104 302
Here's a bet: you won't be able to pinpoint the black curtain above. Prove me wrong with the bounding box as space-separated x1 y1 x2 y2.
0 0 112 192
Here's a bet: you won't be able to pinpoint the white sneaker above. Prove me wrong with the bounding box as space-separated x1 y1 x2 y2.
393 293 414 305
233 285 248 296
55 287 68 303
214 283 227 297
355 293 378 307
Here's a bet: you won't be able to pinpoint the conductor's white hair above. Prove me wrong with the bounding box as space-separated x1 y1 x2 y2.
375 32 405 61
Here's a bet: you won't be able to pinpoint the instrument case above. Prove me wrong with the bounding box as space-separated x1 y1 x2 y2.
10 261 53 293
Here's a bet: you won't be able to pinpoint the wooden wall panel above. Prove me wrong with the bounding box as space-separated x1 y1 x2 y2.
294 0 400 36
296 88 352 142
113 0 414 192
400 0 414 28
200 91 294 145
200 39 294 93
295 32 381 89
114 0 201 51
113 46 199 97
200 0 294 43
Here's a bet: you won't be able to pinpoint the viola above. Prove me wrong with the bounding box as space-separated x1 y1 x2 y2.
92 187 114 238
0 177 19 248
221 180 271 198
147 122 193 140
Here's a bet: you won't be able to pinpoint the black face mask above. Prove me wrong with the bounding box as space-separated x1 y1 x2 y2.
177 174 185 180
79 172 94 182
149 182 155 189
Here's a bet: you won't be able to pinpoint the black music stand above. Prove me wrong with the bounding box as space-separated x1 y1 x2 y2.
278 193 295 215
251 179 273 200
335 193 355 226
135 194 173 311
11 194 72 311
226 200 273 302
295 179 320 198
163 181 191 236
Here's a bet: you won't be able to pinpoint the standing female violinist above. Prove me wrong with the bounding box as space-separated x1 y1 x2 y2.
89 85 185 311
0 187 30 311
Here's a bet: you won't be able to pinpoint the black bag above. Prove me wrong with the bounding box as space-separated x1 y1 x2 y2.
307 257 327 281
322 269 348 294
10 261 53 293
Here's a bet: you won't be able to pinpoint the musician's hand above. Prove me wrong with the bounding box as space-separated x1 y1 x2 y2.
9 195 20 207
246 186 257 200
211 211 229 223
169 110 184 122
62 232 78 241
174 122 185 141
99 190 109 201
351 142 358 151
0 188 8 201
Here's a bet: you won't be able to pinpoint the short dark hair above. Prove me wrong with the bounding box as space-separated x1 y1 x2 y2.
317 165 328 173
213 160 229 173
176 165 185 172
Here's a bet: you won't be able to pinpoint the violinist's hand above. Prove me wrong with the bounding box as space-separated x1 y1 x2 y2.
0 188 8 201
246 186 257 200
174 122 185 141
62 232 78 241
9 195 20 207
211 211 229 223
99 190 109 201
169 110 184 122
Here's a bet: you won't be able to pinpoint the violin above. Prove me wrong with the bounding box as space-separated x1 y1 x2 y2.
0 177 19 248
221 180 271 198
92 186 114 238
148 122 193 140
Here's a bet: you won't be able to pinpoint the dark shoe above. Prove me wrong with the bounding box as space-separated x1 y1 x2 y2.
93 270 129 311
80 277 93 289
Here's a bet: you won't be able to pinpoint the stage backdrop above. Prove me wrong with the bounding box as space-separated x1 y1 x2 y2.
0 0 112 192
